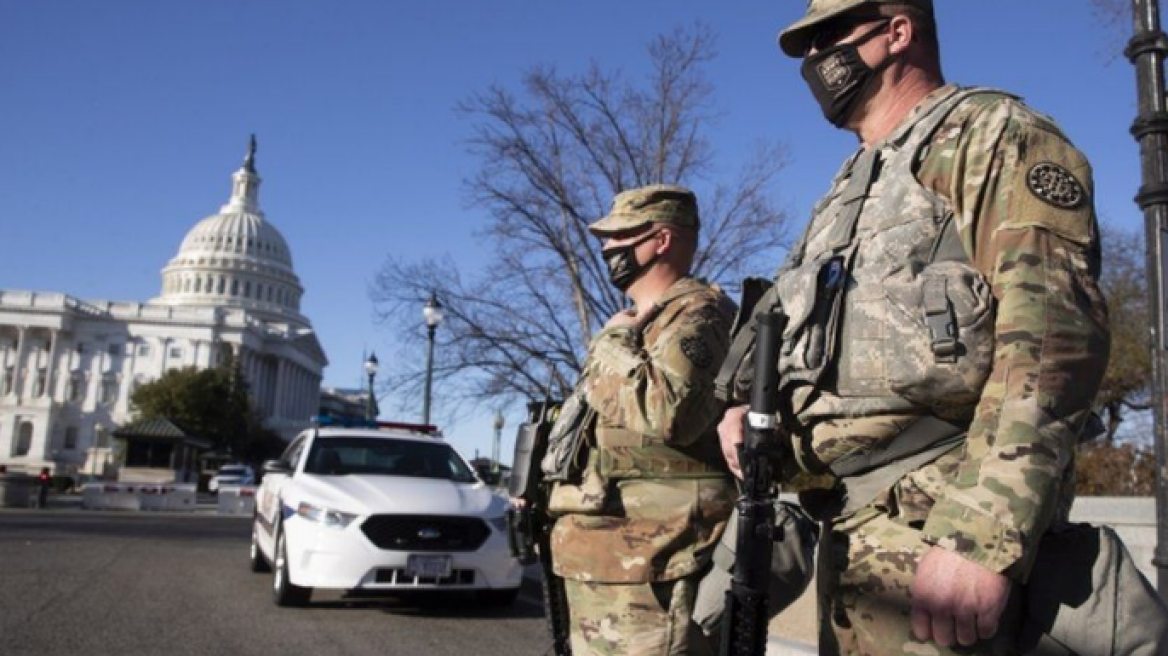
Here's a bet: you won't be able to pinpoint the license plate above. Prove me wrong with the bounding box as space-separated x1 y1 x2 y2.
405 555 452 579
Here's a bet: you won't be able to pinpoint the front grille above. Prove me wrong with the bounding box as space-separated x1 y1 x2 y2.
361 515 490 552
375 568 476 586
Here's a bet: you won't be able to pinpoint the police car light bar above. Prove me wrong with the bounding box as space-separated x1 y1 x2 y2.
375 420 441 437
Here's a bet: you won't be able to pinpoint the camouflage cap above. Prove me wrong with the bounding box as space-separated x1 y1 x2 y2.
588 185 700 236
778 0 934 58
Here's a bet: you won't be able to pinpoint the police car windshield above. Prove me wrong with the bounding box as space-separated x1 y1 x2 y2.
304 437 477 483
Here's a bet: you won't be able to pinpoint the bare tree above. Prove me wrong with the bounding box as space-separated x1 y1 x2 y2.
1098 223 1153 441
1091 0 1130 20
1089 0 1133 58
371 25 791 412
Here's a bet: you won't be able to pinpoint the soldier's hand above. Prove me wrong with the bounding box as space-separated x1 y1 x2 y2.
717 405 749 479
910 546 1011 648
604 308 638 330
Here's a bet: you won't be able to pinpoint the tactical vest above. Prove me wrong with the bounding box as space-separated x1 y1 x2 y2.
778 87 1003 420
595 284 731 481
545 281 730 492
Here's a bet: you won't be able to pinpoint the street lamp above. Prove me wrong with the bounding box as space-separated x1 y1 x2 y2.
422 292 444 425
492 410 505 475
364 352 379 423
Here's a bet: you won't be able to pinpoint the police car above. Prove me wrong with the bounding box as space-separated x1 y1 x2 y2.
249 422 523 607
209 463 255 493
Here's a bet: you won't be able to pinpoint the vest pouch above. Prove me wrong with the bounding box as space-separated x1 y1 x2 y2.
541 389 595 483
597 427 725 479
547 447 608 515
775 254 849 389
882 260 994 408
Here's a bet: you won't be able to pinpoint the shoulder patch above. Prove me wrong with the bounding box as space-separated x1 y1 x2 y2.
679 335 713 369
1027 162 1086 210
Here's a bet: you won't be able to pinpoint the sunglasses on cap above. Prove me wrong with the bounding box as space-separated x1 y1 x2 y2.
805 14 891 55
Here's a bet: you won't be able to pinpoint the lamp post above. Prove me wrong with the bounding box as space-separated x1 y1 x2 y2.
1129 0 1168 592
492 410 505 475
422 292 444 425
364 352 379 423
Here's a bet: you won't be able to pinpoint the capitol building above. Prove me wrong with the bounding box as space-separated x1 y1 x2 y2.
0 139 328 477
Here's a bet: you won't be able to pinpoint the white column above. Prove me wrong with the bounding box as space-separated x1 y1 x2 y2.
13 327 28 400
273 359 287 419
294 364 303 415
287 364 297 420
45 329 60 400
297 367 307 420
286 364 296 419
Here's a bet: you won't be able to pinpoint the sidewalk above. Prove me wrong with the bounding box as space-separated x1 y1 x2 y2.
767 582 818 655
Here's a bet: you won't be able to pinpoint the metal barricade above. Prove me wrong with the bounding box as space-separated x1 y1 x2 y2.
80 482 198 511
217 484 257 516
81 483 139 510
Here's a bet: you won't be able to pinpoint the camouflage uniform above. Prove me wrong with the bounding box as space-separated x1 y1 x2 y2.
766 26 1110 653
549 186 737 656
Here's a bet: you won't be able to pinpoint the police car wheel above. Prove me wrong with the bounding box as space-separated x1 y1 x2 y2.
272 528 311 606
249 521 270 573
476 588 520 606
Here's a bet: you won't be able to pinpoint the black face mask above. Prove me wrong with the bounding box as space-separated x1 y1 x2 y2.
602 230 661 292
800 20 893 128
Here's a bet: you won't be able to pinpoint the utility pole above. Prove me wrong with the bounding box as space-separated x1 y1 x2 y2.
492 410 505 476
1128 0 1168 593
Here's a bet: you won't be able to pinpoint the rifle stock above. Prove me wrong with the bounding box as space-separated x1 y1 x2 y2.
720 312 787 656
506 398 573 656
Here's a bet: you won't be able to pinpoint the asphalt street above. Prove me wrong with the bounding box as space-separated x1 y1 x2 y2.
0 510 550 656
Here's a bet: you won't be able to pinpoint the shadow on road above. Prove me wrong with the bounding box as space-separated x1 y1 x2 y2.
301 590 545 619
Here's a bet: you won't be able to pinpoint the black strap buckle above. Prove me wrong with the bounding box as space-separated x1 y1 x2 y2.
922 278 957 362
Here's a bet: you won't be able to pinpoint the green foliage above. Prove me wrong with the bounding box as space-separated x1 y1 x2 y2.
1075 440 1155 496
129 356 284 462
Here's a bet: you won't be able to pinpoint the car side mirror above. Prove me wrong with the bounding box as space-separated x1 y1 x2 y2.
263 459 292 475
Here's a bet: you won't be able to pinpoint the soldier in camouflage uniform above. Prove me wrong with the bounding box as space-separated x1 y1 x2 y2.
718 1 1110 654
548 185 737 655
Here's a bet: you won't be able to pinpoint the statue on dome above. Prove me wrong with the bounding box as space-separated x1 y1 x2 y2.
243 135 257 173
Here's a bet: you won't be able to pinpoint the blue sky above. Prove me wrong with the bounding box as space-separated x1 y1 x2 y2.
0 1 1143 461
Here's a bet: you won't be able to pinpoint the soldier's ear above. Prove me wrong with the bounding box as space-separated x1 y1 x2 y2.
888 14 913 55
656 228 674 255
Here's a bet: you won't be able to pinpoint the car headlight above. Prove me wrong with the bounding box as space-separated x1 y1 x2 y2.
296 501 358 529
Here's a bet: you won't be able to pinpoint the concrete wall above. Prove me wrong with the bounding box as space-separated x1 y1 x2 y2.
1069 496 1156 583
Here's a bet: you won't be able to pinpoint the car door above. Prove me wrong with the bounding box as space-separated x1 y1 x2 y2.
257 434 308 551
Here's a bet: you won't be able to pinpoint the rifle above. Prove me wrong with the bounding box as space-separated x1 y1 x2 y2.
507 397 573 656
720 312 788 656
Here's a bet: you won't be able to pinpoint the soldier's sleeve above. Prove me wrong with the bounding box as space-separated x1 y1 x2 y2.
583 301 730 446
915 97 1110 578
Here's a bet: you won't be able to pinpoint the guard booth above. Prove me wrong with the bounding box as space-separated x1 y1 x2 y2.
113 418 212 484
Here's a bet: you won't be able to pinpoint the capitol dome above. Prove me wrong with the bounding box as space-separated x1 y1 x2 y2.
156 137 305 319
